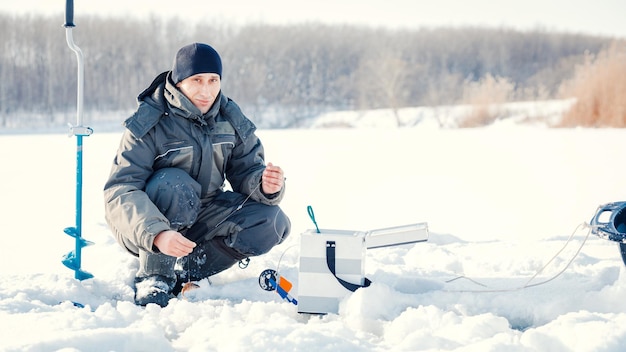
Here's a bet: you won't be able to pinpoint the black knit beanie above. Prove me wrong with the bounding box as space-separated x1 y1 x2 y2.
171 43 222 84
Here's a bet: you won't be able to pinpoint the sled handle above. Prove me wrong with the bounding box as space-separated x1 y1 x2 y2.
590 202 626 226
64 0 75 28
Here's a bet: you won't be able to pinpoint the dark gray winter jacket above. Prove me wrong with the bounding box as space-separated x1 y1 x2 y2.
104 71 284 255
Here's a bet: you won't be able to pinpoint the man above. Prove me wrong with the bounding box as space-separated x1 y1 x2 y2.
104 43 291 307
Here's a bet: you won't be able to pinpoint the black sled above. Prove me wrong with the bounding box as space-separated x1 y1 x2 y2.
590 201 626 266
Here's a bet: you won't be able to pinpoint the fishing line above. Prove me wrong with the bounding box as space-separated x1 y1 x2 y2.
443 222 592 293
213 181 262 229
272 207 288 245
275 244 299 272
215 172 285 230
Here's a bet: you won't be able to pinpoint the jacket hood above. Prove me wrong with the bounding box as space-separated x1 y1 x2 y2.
137 71 168 108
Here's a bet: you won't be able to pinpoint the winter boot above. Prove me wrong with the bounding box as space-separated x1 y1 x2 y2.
134 275 176 307
173 237 247 295
134 250 177 307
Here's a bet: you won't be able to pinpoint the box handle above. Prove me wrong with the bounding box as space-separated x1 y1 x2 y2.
326 241 371 292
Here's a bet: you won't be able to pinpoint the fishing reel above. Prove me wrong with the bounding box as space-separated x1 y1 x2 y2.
258 268 298 305
259 269 279 291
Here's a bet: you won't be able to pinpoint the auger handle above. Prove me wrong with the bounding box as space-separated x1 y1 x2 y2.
64 0 75 28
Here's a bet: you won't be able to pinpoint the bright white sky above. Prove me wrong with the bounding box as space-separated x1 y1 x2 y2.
3 0 626 38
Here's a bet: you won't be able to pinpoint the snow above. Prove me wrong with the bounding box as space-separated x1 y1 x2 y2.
3 104 626 351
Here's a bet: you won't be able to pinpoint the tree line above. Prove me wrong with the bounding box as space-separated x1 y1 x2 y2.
0 13 616 128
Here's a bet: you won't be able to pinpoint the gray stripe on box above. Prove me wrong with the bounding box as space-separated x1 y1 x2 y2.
299 257 362 274
297 296 340 314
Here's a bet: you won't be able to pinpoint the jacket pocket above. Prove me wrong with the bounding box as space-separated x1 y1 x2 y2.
212 134 236 172
212 134 236 148
154 142 194 172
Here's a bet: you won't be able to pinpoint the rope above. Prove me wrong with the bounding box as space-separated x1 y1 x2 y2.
443 222 592 293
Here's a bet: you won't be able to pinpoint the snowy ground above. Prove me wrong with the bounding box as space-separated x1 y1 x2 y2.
2 106 626 351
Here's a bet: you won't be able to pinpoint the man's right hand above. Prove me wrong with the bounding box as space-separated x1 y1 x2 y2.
153 230 197 257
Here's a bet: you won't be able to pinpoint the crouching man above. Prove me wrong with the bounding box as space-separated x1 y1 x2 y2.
103 43 290 307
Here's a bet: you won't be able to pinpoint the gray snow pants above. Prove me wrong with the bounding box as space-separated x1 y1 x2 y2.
136 167 291 282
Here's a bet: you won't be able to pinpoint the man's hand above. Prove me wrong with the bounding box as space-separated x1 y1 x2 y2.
262 162 285 195
153 230 196 257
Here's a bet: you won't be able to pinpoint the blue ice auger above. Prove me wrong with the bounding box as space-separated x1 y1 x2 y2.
61 0 94 280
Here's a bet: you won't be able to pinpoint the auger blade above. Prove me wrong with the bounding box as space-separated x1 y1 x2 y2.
62 250 79 270
62 250 94 280
74 269 94 280
64 226 79 238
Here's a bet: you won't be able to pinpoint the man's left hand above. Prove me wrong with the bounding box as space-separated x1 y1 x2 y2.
262 162 284 195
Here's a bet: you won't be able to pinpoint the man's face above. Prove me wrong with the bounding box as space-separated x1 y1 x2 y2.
176 73 221 114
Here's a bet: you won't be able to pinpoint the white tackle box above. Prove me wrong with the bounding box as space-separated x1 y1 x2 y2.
297 222 429 314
